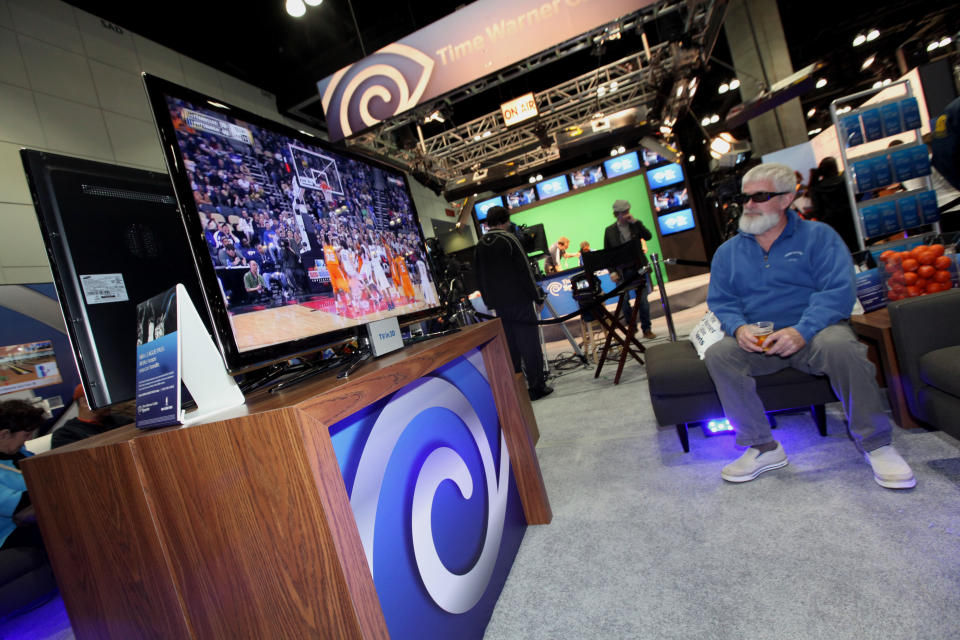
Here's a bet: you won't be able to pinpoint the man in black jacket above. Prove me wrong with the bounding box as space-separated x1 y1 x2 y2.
602 199 656 339
474 206 553 400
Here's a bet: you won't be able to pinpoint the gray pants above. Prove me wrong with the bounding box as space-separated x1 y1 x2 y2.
703 323 892 452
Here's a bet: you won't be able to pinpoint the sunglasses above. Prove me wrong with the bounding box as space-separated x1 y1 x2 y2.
735 191 790 204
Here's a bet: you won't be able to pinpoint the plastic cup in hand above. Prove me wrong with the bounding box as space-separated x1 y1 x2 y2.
748 321 774 349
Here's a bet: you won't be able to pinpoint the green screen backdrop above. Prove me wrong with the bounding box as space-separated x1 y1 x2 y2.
508 173 664 280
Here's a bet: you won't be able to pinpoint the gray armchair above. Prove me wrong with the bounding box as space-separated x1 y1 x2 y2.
888 288 960 439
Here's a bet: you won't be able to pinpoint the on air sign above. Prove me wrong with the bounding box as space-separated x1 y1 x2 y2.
501 92 538 127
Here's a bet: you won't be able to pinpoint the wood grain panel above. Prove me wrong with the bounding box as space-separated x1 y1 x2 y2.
132 409 374 639
513 372 539 445
480 324 552 525
22 442 193 640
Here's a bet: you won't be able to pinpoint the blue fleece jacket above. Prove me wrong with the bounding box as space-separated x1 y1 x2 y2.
707 210 856 342
1 447 31 546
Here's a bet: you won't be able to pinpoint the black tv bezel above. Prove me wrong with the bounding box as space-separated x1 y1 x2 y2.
142 73 440 374
20 149 209 408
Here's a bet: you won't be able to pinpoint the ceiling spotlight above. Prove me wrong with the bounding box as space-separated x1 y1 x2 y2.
529 175 537 183
536 174 543 181
808 128 823 136
815 78 827 89
610 81 619 91
617 146 625 154
710 136 732 155
298 129 314 137
853 34 866 47
872 81 883 89
473 135 481 141
676 85 684 97
610 148 619 157
285 0 306 17
882 78 892 86
718 83 729 94
837 105 852 114
710 114 720 124
927 40 940 52
660 125 672 135
688 155 696 163
729 78 740 90
701 116 711 126
940 36 952 48
807 107 816 117
482 130 492 138
861 54 875 70
597 86 607 97
866 28 879 41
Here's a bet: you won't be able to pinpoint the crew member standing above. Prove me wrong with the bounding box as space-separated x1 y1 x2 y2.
602 199 656 339
474 206 553 400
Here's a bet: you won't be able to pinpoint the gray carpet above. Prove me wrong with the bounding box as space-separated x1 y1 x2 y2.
484 350 960 640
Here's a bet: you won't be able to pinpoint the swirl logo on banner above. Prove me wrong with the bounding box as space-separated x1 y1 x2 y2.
328 350 527 639
320 43 435 141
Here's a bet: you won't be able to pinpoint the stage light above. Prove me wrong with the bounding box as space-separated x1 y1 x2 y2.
660 125 672 135
807 107 816 118
861 54 875 70
529 175 537 183
597 86 607 97
285 0 306 17
710 136 732 155
872 81 883 89
676 85 684 97
729 78 740 90
940 37 952 47
473 134 481 141
536 174 543 181
882 78 892 86
866 28 879 41
815 78 827 89
298 129 314 137
718 83 729 94
688 154 696 163
482 130 492 138
610 148 619 156
207 100 229 109
927 40 939 52
424 110 445 124
852 34 866 47
701 116 711 126
709 114 720 124
617 146 625 154
808 127 822 136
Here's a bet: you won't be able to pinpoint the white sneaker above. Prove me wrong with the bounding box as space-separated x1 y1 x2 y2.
865 445 916 489
721 442 788 483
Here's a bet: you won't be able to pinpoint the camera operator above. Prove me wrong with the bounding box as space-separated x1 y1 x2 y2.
474 206 553 400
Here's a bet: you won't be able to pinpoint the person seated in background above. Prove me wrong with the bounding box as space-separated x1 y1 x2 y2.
51 385 133 449
704 162 914 489
0 399 57 621
218 239 247 267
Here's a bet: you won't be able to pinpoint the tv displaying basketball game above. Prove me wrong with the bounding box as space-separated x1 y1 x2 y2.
143 74 441 372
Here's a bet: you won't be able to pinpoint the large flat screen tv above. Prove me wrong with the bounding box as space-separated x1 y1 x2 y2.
21 150 212 408
143 74 441 373
474 195 504 220
534 175 570 200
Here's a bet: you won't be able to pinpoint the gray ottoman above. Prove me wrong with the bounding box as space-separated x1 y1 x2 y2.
645 340 837 452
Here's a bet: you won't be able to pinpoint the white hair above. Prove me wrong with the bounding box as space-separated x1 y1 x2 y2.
741 162 796 193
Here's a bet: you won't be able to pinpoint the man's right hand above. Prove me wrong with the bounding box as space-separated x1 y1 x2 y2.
734 325 764 353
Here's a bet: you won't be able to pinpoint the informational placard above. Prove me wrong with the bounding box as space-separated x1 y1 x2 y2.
135 288 181 428
501 92 537 127
135 284 245 429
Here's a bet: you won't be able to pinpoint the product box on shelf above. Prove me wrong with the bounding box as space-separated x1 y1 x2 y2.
869 154 893 188
861 108 884 142
909 144 931 178
880 102 904 137
901 97 922 130
890 147 917 182
917 190 940 223
897 193 921 228
841 114 865 147
853 158 875 192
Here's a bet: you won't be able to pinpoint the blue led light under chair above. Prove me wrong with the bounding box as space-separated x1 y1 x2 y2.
704 418 735 436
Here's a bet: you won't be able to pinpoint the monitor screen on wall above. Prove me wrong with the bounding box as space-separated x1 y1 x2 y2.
570 165 605 189
475 195 505 220
603 151 641 178
505 187 536 209
534 175 570 200
652 186 690 214
143 74 440 373
641 148 667 167
657 208 696 235
646 163 685 189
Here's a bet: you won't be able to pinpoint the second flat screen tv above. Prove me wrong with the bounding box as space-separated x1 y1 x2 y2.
143 74 441 373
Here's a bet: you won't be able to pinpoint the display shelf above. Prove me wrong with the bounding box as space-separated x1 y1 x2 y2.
830 78 940 249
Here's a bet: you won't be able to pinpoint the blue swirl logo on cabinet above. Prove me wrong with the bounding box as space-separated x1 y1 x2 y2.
328 349 527 638
319 43 435 141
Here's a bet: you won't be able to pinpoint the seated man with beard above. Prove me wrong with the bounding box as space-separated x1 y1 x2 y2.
703 162 915 489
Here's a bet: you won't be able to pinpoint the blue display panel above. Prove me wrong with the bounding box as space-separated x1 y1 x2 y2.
474 196 504 220
327 352 527 639
646 163 685 189
534 175 569 200
603 151 641 178
657 208 696 235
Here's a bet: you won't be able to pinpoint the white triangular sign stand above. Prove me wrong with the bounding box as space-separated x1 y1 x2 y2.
174 283 246 426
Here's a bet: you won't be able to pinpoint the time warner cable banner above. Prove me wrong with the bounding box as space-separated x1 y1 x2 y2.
317 0 651 141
